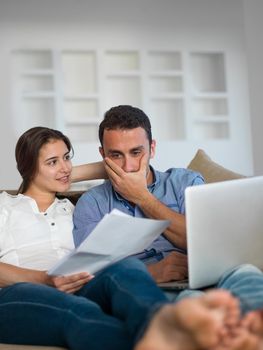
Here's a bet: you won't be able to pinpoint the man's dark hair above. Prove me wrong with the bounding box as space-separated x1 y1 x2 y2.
99 105 152 146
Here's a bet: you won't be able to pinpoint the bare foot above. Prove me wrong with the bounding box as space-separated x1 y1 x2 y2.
212 310 263 350
213 329 260 350
232 310 263 350
241 310 263 335
135 289 240 350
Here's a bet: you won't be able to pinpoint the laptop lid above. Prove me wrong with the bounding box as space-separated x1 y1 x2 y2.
185 176 263 289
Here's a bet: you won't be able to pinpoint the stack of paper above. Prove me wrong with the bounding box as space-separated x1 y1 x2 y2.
48 209 169 276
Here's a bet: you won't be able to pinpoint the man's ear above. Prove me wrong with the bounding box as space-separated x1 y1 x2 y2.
99 146 105 158
150 140 156 159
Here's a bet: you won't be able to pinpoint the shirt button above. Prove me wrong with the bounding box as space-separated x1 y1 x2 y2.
44 213 47 216
51 222 55 226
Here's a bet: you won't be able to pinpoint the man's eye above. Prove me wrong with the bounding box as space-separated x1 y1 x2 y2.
133 150 142 156
111 154 121 159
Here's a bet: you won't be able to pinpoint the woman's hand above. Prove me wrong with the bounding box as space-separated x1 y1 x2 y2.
47 272 94 294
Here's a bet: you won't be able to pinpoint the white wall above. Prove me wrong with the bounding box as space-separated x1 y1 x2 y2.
0 0 259 188
243 0 263 176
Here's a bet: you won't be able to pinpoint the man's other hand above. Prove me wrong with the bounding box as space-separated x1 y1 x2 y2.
147 251 188 283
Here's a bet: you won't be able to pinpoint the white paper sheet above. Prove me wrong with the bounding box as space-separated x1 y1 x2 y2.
48 209 169 276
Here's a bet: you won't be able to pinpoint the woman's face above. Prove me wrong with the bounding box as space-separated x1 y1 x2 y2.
30 139 72 194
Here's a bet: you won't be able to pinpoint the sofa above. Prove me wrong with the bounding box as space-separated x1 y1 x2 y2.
0 149 245 350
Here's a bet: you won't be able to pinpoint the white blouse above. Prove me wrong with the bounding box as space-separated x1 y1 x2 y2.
0 192 75 271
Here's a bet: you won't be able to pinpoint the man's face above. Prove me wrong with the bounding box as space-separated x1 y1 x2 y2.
100 127 156 180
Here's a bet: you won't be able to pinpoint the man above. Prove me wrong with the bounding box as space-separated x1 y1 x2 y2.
73 104 204 283
73 104 263 317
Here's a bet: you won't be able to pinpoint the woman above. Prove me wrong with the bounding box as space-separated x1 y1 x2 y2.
1 126 106 292
0 126 252 350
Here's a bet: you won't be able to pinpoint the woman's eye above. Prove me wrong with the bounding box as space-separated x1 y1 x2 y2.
48 160 57 166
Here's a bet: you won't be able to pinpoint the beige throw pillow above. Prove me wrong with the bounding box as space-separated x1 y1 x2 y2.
187 149 245 183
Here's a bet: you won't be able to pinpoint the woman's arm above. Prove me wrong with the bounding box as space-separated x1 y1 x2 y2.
0 262 93 294
0 262 49 287
71 161 107 183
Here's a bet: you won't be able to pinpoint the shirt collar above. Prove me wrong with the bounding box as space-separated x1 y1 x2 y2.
17 194 68 213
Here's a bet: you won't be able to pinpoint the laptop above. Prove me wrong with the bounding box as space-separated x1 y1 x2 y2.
185 176 263 289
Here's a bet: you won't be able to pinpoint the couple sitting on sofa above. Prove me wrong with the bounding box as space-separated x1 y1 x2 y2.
1 105 263 350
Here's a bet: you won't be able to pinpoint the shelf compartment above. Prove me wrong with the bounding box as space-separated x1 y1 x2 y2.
65 124 99 143
192 97 228 116
22 91 55 98
193 121 229 140
21 98 55 128
64 94 98 100
106 71 141 78
22 75 54 93
66 119 100 125
149 71 183 77
149 76 183 94
105 51 140 72
148 51 182 71
194 116 229 123
192 92 228 99
190 52 226 92
14 50 53 70
105 77 141 109
62 51 97 95
150 99 185 140
151 94 184 100
21 69 54 76
64 99 99 124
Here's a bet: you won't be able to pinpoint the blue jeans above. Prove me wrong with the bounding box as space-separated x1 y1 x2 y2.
0 258 167 350
170 264 263 314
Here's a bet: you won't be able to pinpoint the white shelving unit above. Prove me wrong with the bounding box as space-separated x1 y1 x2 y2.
12 48 230 144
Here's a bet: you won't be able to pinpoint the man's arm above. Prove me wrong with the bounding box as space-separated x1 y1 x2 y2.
71 161 107 183
135 191 187 248
0 262 93 293
73 192 102 247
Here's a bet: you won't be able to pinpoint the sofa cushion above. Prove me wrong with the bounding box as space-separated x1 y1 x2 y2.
187 149 245 183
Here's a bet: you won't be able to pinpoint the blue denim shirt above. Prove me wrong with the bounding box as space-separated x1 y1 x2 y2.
73 167 204 263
